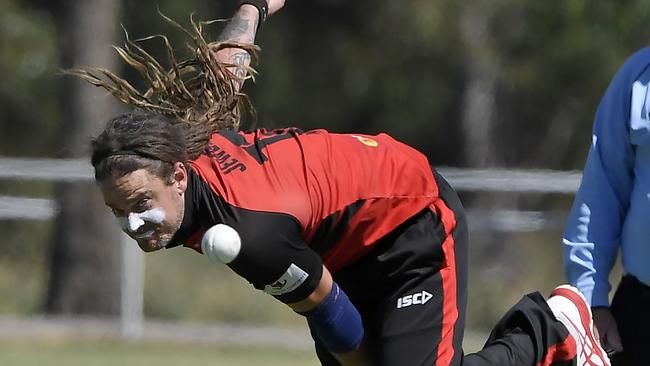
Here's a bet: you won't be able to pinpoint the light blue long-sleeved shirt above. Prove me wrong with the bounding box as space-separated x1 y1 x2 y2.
564 47 650 307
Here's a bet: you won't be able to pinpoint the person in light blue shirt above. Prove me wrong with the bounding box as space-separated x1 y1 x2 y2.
564 46 650 365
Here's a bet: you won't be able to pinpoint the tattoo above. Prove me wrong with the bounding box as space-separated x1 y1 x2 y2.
233 52 251 80
217 14 253 43
215 8 258 88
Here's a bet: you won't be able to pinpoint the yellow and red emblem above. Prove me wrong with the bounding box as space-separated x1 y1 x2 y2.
351 135 379 147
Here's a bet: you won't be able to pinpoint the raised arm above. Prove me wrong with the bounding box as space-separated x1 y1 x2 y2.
215 0 285 90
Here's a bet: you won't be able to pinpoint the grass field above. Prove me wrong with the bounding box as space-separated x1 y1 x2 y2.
0 329 491 366
0 339 320 366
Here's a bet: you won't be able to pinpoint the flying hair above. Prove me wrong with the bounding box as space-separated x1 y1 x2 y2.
66 10 260 160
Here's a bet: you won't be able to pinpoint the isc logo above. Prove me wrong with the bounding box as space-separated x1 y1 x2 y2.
397 290 433 309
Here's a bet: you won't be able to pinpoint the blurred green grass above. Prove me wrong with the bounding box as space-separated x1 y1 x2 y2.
0 339 319 366
0 220 305 326
144 247 306 326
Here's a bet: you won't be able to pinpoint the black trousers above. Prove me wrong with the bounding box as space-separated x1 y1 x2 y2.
610 274 650 366
309 172 574 366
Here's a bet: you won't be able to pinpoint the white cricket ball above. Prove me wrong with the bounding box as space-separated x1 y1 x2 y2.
201 224 242 264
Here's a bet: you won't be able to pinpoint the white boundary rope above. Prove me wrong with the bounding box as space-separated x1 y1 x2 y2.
0 157 92 181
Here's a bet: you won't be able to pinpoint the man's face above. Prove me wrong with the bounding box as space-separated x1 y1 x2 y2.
100 163 187 252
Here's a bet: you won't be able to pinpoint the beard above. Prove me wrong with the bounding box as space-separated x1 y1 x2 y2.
158 203 185 249
137 202 185 252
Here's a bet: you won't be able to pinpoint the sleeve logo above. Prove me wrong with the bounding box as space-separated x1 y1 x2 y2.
263 263 309 296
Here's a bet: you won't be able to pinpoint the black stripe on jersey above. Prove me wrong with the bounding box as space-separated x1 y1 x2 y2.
310 200 365 257
218 128 304 164
218 129 247 145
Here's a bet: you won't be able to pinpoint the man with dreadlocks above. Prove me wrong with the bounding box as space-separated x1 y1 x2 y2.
74 1 611 365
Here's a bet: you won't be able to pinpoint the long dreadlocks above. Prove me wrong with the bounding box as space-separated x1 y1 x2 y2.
69 13 259 181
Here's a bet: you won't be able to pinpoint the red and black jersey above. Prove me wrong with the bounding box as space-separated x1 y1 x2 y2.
168 128 440 302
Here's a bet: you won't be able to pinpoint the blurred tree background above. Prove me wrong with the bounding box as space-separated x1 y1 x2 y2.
1 0 649 332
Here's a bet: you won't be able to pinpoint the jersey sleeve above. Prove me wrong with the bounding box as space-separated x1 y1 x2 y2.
225 209 323 304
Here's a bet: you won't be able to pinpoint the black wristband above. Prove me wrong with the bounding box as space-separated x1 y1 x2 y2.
238 0 268 30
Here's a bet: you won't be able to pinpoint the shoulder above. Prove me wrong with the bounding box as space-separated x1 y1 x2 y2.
615 47 650 84
625 47 650 68
597 47 650 111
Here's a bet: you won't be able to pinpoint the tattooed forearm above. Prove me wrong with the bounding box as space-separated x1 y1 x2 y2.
217 11 257 43
232 52 251 80
214 5 259 91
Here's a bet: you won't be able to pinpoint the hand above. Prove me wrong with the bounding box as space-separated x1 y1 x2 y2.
267 0 285 16
592 307 623 353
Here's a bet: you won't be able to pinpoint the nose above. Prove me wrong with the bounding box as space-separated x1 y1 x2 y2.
117 208 166 234
117 213 145 233
127 213 146 232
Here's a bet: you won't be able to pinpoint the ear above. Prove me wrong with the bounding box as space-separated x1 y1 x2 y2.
172 162 188 194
